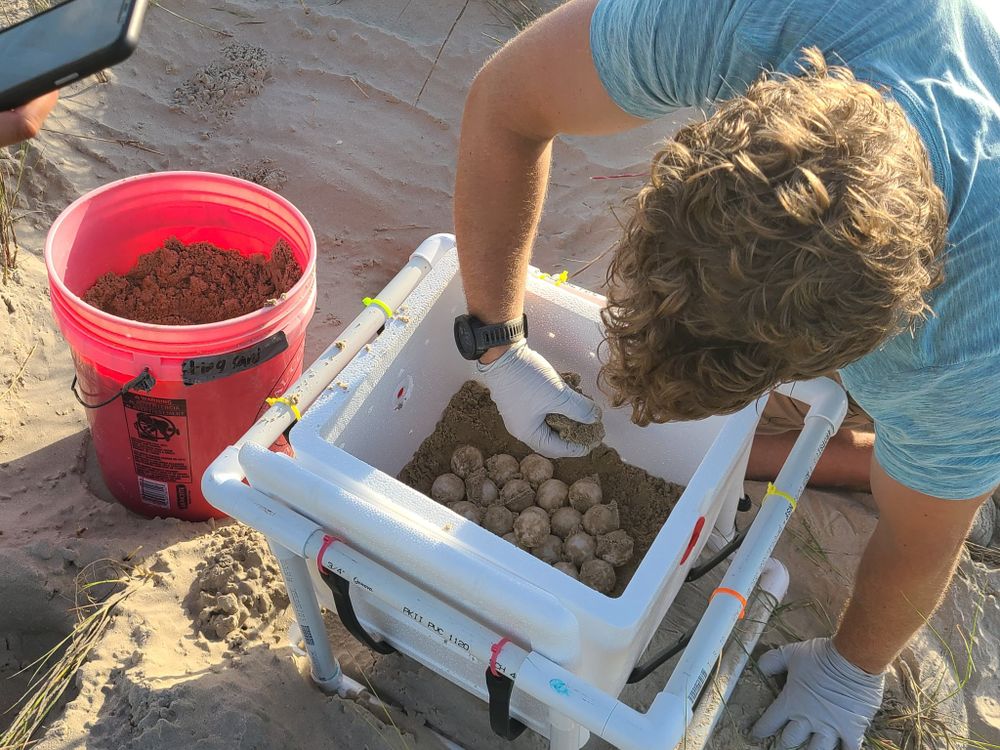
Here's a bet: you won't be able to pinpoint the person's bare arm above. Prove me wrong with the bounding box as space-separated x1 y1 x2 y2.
454 0 645 362
0 91 58 147
833 461 989 672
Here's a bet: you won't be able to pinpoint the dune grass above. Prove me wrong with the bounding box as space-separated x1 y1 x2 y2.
784 514 851 586
0 559 152 750
965 540 1000 567
865 594 999 750
0 144 30 284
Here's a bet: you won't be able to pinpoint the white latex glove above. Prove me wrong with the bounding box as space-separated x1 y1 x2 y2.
478 340 601 458
751 638 885 750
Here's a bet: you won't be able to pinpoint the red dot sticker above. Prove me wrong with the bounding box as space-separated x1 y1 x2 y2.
680 516 706 565
393 375 414 411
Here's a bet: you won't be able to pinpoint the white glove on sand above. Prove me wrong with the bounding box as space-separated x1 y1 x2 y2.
751 638 885 750
478 340 600 458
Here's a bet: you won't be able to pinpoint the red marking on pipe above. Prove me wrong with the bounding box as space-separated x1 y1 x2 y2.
490 637 511 677
396 387 405 399
680 516 706 565
317 534 340 575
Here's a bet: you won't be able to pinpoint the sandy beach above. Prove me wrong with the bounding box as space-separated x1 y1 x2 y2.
1 1 998 748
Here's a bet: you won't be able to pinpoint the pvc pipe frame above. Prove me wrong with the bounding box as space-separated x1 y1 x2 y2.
682 558 789 747
204 233 455 696
202 234 849 750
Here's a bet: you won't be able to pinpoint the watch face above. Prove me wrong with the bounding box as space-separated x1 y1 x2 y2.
455 317 478 359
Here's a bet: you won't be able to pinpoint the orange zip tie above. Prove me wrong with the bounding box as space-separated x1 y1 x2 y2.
711 587 747 619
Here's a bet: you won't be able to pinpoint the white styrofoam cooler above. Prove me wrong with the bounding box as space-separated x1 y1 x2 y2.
205 235 847 750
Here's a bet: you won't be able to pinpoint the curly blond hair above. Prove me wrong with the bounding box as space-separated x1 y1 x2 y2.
600 48 947 424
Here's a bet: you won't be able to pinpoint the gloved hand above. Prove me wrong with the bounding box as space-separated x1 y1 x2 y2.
751 638 884 750
478 340 601 458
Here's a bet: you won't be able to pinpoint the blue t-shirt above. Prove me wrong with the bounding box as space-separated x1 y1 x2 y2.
590 0 1000 499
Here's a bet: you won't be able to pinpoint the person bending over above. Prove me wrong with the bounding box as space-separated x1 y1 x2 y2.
452 0 999 747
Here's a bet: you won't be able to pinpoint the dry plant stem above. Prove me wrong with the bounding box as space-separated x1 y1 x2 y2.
965 541 1000 567
1 145 28 283
337 650 413 750
415 0 470 105
150 1 234 37
41 127 165 156
0 342 37 400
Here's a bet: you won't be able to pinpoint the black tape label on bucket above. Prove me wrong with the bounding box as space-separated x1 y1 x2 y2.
122 393 193 504
181 331 289 386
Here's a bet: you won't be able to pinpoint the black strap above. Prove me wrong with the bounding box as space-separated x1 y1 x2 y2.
474 314 527 352
627 630 693 684
71 368 156 409
485 669 527 740
319 572 396 655
685 525 749 583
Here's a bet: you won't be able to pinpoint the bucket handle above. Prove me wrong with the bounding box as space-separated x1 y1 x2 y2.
71 368 156 409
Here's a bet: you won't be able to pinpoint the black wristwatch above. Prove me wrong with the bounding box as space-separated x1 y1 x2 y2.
454 314 528 361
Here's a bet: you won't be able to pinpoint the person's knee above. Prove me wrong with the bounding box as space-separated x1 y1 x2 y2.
831 428 874 450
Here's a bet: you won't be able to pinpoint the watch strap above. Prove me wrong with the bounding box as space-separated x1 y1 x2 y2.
474 315 527 354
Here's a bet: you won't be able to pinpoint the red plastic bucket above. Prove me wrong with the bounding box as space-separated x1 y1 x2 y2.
45 171 317 521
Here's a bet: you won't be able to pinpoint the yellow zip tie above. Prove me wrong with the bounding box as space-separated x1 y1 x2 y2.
537 270 569 286
766 482 797 511
362 297 393 319
266 396 301 421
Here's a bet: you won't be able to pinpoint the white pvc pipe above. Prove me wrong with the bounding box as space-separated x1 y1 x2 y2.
240 442 583 664
237 233 455 448
207 446 325 556
514 653 688 750
660 379 845 727
202 236 454 704
681 558 789 749
775 379 849 437
548 712 588 750
311 526 681 750
309 533 531 680
269 537 343 690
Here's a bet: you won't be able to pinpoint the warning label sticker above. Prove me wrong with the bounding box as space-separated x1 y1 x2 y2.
122 393 192 489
